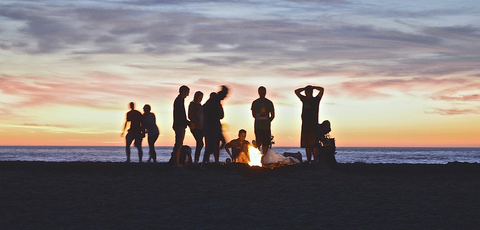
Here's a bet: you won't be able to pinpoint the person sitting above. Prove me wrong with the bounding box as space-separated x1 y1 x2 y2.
224 129 250 164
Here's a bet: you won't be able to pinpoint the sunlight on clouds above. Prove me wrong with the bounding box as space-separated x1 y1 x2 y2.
0 0 479 146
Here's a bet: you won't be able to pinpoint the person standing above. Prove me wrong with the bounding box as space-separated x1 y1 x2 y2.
121 102 144 163
251 86 275 155
143 104 160 163
172 85 191 167
201 86 229 168
295 85 324 163
188 91 204 164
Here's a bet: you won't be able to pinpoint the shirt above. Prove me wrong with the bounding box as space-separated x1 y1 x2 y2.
127 110 143 134
173 95 189 129
251 98 274 130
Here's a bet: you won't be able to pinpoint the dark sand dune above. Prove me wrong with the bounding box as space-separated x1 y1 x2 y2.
1 161 479 229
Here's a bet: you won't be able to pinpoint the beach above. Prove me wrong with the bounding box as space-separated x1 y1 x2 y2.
1 161 479 229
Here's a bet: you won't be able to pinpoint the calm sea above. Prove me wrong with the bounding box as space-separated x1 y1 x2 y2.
0 146 478 164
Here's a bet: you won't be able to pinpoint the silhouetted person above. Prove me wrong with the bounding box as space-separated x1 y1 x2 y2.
121 102 144 163
143 104 159 163
172 85 191 167
251 86 275 155
188 91 204 164
295 85 324 163
201 86 229 168
202 92 220 166
225 129 250 163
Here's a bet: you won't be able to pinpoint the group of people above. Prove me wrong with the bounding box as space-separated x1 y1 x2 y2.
120 102 159 163
121 84 325 166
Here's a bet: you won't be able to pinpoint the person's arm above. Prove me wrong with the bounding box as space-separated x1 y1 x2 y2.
270 103 275 122
188 103 194 122
314 86 324 98
251 102 256 118
140 115 145 137
176 98 190 127
188 103 198 129
142 116 147 134
224 142 233 159
121 120 128 137
294 87 305 99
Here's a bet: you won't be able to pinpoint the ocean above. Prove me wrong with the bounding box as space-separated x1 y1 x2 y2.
0 146 478 164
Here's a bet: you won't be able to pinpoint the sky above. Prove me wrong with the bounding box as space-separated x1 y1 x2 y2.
0 0 479 147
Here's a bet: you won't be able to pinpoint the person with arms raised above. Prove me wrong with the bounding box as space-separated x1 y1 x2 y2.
295 85 324 163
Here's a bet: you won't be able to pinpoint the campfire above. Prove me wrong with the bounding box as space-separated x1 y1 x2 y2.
247 145 262 167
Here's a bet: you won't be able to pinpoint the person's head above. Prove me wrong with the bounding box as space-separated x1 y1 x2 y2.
238 129 247 141
179 85 190 98
305 85 313 98
208 92 219 102
143 104 151 114
258 86 266 99
129 102 135 110
193 91 203 103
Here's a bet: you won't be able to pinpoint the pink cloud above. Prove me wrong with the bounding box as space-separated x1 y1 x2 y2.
0 73 178 110
428 107 480 115
336 77 475 99
432 94 480 102
430 83 480 102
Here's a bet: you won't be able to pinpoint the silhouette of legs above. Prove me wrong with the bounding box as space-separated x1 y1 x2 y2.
191 129 204 164
201 127 220 167
173 127 186 166
147 134 158 163
125 134 134 163
305 147 318 163
126 133 143 163
212 129 221 163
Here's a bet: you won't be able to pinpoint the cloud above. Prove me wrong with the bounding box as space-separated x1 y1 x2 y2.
1 0 478 82
428 107 480 116
1 1 480 109
432 94 480 102
22 123 73 129
0 73 177 110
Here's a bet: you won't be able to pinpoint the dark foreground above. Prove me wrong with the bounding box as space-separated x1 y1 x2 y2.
1 161 479 230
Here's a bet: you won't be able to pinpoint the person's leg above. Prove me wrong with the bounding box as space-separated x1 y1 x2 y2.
134 134 143 163
146 135 152 162
125 133 134 163
237 152 249 164
254 130 261 150
213 129 221 163
173 128 185 166
192 129 204 164
306 147 312 163
148 134 158 162
312 146 318 163
201 128 213 168
219 129 226 149
265 129 272 155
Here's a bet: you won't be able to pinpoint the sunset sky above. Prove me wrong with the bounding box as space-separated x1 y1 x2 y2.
1 0 479 147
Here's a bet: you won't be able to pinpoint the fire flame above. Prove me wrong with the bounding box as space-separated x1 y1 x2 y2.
248 145 263 167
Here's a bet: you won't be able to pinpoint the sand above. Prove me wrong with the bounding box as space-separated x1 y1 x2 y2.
1 161 479 230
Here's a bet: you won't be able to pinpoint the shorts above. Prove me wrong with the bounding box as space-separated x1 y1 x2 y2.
255 129 271 148
126 132 143 147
